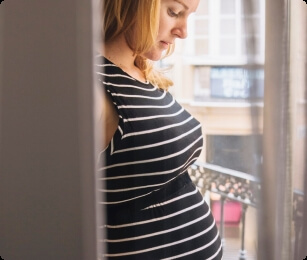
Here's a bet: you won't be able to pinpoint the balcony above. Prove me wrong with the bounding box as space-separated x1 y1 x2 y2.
189 162 304 260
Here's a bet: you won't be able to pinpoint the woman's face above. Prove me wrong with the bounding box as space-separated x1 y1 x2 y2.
143 0 200 61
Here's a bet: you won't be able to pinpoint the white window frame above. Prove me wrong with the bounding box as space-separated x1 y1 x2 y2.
183 0 265 66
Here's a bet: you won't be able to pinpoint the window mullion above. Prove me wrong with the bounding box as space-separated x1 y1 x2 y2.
210 0 220 58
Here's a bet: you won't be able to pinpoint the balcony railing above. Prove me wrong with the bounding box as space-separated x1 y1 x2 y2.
188 161 304 260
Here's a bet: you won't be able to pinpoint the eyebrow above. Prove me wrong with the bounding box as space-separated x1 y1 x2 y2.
174 0 188 10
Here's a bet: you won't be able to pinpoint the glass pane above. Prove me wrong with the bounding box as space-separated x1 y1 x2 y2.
195 39 209 55
220 38 236 55
242 36 261 55
242 0 260 15
196 0 209 15
220 18 236 35
210 67 264 99
206 135 262 173
242 17 260 35
194 66 211 101
156 0 307 259
221 0 236 14
195 19 209 35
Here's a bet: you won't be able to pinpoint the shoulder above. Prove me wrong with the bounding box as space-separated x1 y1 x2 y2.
95 55 118 75
95 55 137 86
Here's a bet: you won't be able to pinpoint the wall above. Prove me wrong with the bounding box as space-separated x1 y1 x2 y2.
0 1 99 259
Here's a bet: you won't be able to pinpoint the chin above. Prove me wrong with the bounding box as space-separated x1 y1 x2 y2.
143 50 163 61
151 55 162 61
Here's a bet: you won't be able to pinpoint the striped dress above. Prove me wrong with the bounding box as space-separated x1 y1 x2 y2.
96 56 223 260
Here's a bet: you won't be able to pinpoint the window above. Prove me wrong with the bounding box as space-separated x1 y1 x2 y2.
206 135 262 174
194 66 264 101
184 0 265 65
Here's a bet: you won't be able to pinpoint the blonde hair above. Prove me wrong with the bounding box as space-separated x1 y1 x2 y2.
102 0 174 90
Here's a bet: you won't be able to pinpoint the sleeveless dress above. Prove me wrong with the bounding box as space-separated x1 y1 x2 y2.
96 56 223 260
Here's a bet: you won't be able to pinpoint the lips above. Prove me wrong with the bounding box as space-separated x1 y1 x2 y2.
160 41 174 50
160 41 169 49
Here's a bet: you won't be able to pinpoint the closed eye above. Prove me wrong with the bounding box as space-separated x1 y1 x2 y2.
168 8 179 18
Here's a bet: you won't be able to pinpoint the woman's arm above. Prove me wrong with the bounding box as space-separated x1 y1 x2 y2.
96 85 119 148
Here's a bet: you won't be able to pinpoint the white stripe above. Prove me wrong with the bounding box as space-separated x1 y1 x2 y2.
99 182 163 192
103 81 156 91
104 195 206 228
98 163 199 204
123 107 184 122
99 159 181 180
103 218 217 257
98 191 153 205
99 146 202 181
122 116 193 138
103 206 211 242
160 232 222 260
110 139 114 154
142 187 198 209
117 97 175 109
99 135 202 171
97 65 151 86
96 71 136 81
117 126 123 135
95 63 116 67
99 171 182 193
113 124 200 154
111 91 166 100
206 243 223 260
100 168 195 193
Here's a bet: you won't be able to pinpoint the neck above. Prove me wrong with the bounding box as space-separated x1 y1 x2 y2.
101 34 147 82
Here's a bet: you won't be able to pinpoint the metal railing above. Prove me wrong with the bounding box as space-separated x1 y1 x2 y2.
189 161 304 260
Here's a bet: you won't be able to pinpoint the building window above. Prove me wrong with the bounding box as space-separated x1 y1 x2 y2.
194 66 264 101
185 0 265 64
206 135 262 174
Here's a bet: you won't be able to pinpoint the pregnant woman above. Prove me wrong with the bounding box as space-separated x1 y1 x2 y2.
96 0 223 259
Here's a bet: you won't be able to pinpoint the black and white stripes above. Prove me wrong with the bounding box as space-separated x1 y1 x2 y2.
96 56 222 259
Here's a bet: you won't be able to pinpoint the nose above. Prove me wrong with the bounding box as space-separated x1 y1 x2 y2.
172 19 188 39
